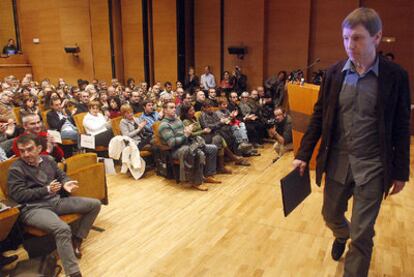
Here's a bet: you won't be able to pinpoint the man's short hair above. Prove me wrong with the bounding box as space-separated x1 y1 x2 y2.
16 133 42 146
274 106 286 114
142 99 152 108
50 96 61 107
217 97 228 105
22 113 39 125
162 101 174 109
164 81 172 87
342 7 382 36
241 91 249 98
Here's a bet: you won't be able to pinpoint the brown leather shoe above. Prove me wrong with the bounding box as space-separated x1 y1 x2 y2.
72 237 83 259
203 176 222 184
192 184 209 191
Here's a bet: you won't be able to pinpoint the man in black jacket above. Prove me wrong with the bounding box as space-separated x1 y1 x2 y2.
47 97 78 141
293 8 410 277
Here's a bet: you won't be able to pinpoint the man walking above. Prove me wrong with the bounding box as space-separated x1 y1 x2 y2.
293 7 410 277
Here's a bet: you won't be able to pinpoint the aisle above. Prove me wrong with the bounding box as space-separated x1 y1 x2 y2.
78 142 414 277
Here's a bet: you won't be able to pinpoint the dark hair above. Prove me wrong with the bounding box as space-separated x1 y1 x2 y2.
274 106 286 114
70 86 80 94
385 52 395 60
164 81 172 87
16 133 42 146
179 104 194 121
49 95 61 107
342 7 382 36
162 100 175 109
107 96 121 111
277 71 288 81
22 96 37 110
142 99 153 108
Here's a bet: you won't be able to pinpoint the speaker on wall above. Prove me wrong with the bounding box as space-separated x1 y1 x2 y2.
64 46 80 54
228 47 246 59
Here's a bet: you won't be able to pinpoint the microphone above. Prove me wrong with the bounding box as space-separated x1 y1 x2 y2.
306 58 321 69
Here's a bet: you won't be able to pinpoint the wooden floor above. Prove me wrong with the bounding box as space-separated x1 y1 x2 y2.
6 140 414 276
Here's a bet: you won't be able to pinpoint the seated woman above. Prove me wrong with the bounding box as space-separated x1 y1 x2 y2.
119 104 152 150
82 101 113 147
19 96 42 120
107 96 122 119
180 104 232 174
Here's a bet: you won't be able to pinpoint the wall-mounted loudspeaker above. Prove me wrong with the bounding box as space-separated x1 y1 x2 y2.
64 46 80 54
228 47 246 59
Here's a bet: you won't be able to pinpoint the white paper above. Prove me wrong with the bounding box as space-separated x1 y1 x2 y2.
104 158 116 175
80 134 95 149
47 130 62 144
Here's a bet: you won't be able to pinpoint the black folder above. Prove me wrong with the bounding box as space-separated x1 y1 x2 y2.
280 167 311 217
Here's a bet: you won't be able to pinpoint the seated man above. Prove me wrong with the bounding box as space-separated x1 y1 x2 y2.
129 90 144 113
74 91 90 115
7 134 101 277
269 107 293 160
139 100 161 135
238 91 266 148
47 97 78 142
13 114 65 162
158 101 220 191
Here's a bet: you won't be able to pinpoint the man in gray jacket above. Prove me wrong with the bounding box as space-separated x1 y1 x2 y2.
8 134 101 277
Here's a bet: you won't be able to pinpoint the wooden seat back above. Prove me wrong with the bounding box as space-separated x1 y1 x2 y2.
111 116 123 136
73 112 87 135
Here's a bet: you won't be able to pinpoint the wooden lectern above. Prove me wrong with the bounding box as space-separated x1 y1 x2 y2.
0 54 32 80
288 82 321 170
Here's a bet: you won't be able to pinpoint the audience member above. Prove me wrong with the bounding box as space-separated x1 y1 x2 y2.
194 90 206 112
119 104 152 150
8 133 101 277
107 96 122 119
82 101 113 147
231 66 247 94
184 66 199 93
129 90 143 113
13 113 64 162
200 66 216 91
269 107 293 159
74 91 90 114
158 101 220 191
47 97 78 142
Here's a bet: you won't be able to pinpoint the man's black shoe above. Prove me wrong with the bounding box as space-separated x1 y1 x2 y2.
0 254 18 267
331 239 347 261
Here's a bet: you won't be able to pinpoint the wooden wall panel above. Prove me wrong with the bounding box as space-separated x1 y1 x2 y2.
152 0 177 84
265 1 311 81
58 0 94 82
308 0 359 73
89 0 112 83
223 0 264 89
194 0 220 81
363 0 414 102
0 0 16 45
18 0 64 82
121 0 145 83
17 0 113 85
